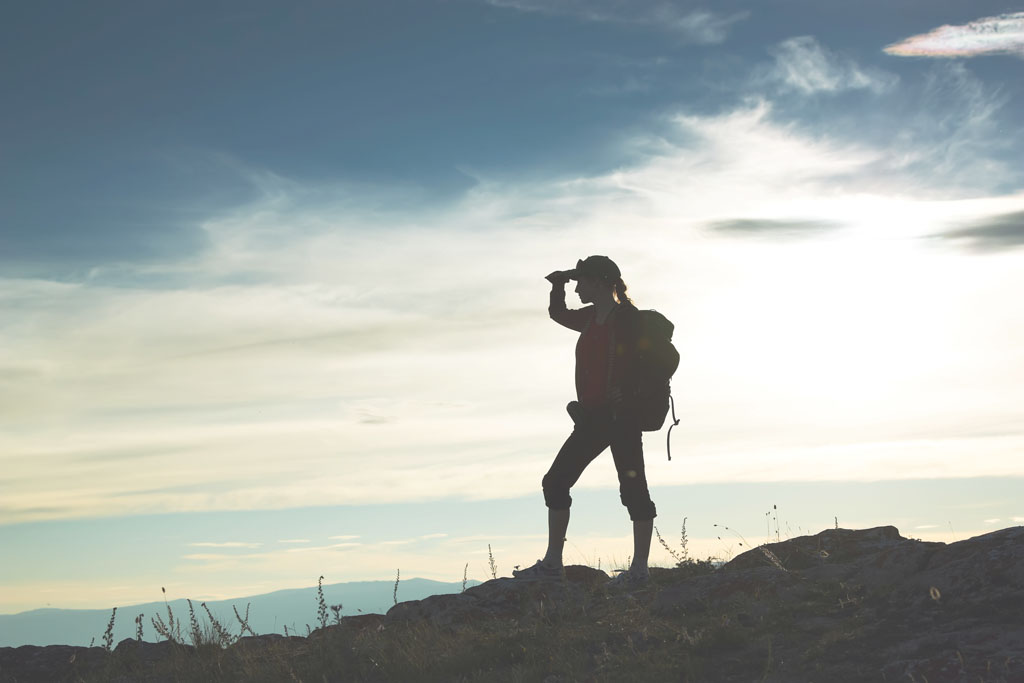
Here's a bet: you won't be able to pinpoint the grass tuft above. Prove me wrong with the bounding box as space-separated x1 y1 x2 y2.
101 607 117 652
233 602 256 638
187 599 203 646
201 602 234 647
151 587 182 644
316 575 329 630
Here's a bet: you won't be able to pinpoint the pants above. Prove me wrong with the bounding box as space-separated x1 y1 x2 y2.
542 407 657 522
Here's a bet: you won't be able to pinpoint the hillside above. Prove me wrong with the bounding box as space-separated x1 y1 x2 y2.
1 526 1022 682
0 578 479 649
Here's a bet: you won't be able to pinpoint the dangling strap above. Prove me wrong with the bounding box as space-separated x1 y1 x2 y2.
666 393 679 461
602 306 618 420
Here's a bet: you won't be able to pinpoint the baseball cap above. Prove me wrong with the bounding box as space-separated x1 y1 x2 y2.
569 255 621 283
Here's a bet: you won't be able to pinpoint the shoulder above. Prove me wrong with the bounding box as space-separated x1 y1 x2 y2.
614 304 643 328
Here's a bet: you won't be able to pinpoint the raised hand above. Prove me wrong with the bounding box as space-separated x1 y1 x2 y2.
545 270 572 285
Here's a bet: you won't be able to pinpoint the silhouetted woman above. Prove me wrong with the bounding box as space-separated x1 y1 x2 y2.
513 255 656 587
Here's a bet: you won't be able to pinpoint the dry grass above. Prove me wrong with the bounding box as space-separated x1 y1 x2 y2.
70 516 842 681
82 578 763 682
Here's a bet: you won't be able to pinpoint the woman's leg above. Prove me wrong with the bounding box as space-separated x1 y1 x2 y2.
631 519 653 574
543 508 571 567
539 424 609 567
609 418 656 575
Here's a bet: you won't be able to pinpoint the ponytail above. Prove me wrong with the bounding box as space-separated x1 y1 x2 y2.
613 277 634 306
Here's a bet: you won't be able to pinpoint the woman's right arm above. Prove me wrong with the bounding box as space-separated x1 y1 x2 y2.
547 272 591 331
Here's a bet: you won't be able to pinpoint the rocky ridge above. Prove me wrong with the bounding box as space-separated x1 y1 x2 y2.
1 525 1022 682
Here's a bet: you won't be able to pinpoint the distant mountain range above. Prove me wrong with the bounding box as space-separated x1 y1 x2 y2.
0 577 480 648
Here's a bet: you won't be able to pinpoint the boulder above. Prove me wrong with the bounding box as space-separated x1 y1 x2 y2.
0 643 108 682
385 565 606 628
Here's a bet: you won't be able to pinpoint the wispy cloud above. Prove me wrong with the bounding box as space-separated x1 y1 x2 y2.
182 553 266 562
745 39 1018 194
483 0 747 43
884 62 1015 193
705 217 844 239
764 36 898 94
983 518 1002 524
285 542 360 553
930 210 1024 252
885 12 1024 59
277 539 310 544
189 541 262 549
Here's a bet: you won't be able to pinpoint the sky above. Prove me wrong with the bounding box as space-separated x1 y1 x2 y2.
2 1 1024 617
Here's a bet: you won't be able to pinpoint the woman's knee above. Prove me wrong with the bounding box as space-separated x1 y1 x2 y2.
619 485 656 521
622 495 657 521
542 473 572 510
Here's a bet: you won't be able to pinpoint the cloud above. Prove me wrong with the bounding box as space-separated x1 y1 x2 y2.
764 36 898 94
983 518 1002 524
885 12 1024 59
4 98 1024 525
356 408 394 425
880 62 1016 194
743 40 1020 194
483 0 747 43
930 210 1024 252
189 541 262 549
277 539 310 544
377 533 451 546
285 542 361 553
705 218 844 239
182 553 266 562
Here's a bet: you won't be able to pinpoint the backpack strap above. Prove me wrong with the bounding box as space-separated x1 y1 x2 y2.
665 392 679 461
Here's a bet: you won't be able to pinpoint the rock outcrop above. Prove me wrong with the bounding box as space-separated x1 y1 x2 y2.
385 565 608 630
650 525 1024 681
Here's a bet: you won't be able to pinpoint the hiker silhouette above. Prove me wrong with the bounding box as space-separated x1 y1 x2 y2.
513 256 657 587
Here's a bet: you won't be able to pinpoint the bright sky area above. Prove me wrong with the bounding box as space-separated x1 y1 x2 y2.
2 1 1023 614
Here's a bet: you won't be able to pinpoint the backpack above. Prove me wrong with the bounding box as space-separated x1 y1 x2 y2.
583 306 682 459
628 309 681 459
630 310 679 422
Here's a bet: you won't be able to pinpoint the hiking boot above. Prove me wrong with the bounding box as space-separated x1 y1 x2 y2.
607 568 651 589
512 559 565 581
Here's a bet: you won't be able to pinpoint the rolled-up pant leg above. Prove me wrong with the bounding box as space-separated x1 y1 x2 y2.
609 419 657 522
542 424 609 511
